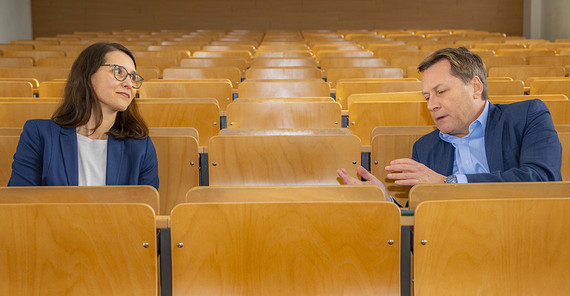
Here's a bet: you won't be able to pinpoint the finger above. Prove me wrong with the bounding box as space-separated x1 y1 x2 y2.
356 166 375 181
337 168 360 185
389 158 416 165
386 163 422 173
394 179 420 186
386 172 418 180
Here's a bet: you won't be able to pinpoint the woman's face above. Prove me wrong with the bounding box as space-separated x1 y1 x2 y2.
90 50 137 115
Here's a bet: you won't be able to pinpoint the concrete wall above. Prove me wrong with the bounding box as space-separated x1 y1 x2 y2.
0 0 32 43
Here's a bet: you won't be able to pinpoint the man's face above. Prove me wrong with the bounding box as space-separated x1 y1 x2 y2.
421 59 485 138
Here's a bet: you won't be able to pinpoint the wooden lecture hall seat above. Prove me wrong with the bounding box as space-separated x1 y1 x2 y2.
162 67 241 88
0 203 157 295
225 100 341 129
0 81 34 97
207 134 361 186
245 67 322 80
237 79 330 98
170 200 400 295
414 198 570 295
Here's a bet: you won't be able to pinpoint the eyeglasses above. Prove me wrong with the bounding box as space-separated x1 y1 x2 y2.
101 64 144 89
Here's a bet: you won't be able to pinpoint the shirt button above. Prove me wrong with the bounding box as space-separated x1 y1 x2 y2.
465 161 469 165
461 140 465 144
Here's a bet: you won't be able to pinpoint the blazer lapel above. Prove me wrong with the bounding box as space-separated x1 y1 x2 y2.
106 135 124 186
485 103 505 172
59 127 78 185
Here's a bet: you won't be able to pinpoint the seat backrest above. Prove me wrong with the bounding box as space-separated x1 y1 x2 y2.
319 57 387 72
0 81 34 97
137 99 219 147
0 203 157 295
139 80 233 111
149 133 199 215
488 65 565 82
186 185 386 202
414 198 570 295
0 186 159 213
0 135 20 186
162 67 241 88
0 57 34 67
487 79 525 95
0 101 60 127
171 201 400 295
237 79 330 98
0 67 70 83
39 80 66 97
249 57 318 68
245 67 322 80
326 67 404 88
337 80 421 109
530 79 570 98
409 181 570 208
179 57 248 75
226 101 341 129
208 134 361 185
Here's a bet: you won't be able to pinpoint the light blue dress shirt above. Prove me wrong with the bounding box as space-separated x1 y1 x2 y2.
439 100 491 183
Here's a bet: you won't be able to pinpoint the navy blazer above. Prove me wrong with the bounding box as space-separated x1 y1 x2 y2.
412 99 562 182
8 119 159 189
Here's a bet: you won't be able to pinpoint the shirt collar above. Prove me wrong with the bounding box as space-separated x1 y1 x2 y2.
440 100 490 141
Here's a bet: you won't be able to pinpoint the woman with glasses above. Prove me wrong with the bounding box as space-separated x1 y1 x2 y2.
8 42 159 189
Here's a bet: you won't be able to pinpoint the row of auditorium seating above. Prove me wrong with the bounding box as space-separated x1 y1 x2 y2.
0 184 569 295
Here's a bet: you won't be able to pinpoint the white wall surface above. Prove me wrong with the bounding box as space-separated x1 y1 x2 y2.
0 0 32 43
541 0 570 41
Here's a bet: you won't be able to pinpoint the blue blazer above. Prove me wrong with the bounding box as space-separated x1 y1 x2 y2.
412 99 562 182
8 119 159 189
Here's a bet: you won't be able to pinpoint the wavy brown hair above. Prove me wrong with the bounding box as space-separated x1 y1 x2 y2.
52 42 148 139
418 47 489 101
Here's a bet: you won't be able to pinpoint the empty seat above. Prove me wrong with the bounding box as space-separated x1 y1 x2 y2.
238 79 330 98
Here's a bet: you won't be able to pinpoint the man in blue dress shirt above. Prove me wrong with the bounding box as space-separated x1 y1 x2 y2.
337 47 562 198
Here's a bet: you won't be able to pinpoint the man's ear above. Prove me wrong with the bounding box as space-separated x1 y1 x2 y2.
470 76 484 100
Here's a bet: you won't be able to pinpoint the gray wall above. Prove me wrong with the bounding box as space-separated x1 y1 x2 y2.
0 0 32 43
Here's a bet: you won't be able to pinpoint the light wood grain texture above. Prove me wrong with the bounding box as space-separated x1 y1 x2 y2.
139 80 233 111
0 81 34 97
226 101 341 129
208 134 361 185
249 58 317 68
163 67 241 88
488 65 565 82
0 135 19 186
0 101 60 127
193 50 252 61
338 80 421 109
0 203 157 295
3 50 66 64
0 67 70 83
186 185 386 202
39 80 66 97
319 57 387 72
315 50 374 61
0 186 159 213
137 100 219 147
409 182 570 209
180 57 248 76
149 134 199 215
171 201 400 295
326 67 404 88
0 57 34 68
487 80 524 95
245 67 322 80
238 79 330 98
414 198 570 295
219 128 353 136
530 79 570 98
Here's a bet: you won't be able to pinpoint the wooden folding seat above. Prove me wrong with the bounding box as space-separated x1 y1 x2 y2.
370 126 437 205
336 79 421 109
487 79 525 95
179 57 248 76
488 65 565 82
0 81 34 97
11 39 60 46
0 44 34 52
489 94 568 102
139 79 233 111
481 55 526 70
237 79 330 98
254 51 313 58
0 67 70 83
414 198 570 295
529 79 570 98
34 44 89 53
2 50 66 64
162 67 241 88
0 203 157 295
245 67 322 80
319 57 388 73
137 66 160 80
0 186 159 214
135 56 180 74
373 50 431 64
171 200 400 295
147 44 202 53
148 131 199 215
0 57 34 67
208 134 361 185
311 44 363 53
36 57 76 67
315 50 374 61
39 80 66 97
202 45 255 54
347 91 425 108
326 67 404 88
226 100 341 129
0 101 60 127
527 55 570 68
472 43 526 50
249 57 318 68
495 48 557 58
137 98 219 147
256 45 309 52
193 50 252 61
